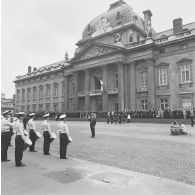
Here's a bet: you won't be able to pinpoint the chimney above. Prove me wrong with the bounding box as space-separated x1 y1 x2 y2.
173 18 183 34
28 66 31 74
33 67 37 72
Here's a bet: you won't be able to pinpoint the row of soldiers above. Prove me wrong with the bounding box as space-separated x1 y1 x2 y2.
23 107 195 121
1 110 72 166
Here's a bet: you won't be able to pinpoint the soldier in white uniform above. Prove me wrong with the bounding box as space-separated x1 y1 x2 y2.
15 112 26 166
1 110 13 162
42 114 52 155
57 114 72 159
27 113 37 152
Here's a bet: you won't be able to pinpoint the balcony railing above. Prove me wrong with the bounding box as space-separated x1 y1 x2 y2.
154 29 195 44
53 97 58 101
46 97 50 101
107 88 118 94
90 89 101 96
39 98 43 101
138 86 148 92
78 91 85 97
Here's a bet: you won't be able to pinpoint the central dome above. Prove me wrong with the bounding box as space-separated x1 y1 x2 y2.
82 0 146 39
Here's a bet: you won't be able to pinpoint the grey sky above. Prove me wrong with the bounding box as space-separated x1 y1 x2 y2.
1 0 195 98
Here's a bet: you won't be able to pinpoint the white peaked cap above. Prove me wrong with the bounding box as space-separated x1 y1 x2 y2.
16 112 25 116
43 113 49 118
29 113 35 116
59 114 66 119
2 110 10 115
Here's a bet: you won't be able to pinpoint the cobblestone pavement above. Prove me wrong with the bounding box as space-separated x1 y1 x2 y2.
31 121 195 185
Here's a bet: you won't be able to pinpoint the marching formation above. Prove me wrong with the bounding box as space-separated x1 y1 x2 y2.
1 110 72 167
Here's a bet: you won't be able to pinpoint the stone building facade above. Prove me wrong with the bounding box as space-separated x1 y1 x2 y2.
14 0 195 113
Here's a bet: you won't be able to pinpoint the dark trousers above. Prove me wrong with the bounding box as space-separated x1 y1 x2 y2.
9 128 13 145
15 135 24 165
29 129 36 151
43 131 50 154
1 131 10 161
190 117 194 127
90 126 95 137
60 133 68 158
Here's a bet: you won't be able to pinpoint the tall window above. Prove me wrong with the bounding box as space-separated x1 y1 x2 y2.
140 100 148 110
33 104 36 112
27 105 30 113
39 86 43 100
53 83 58 97
17 90 20 101
33 87 37 99
46 85 50 98
160 98 168 109
181 65 190 83
140 72 147 87
115 72 119 88
45 103 50 112
53 103 58 112
27 88 31 100
159 68 167 85
182 98 192 108
39 104 43 112
22 89 25 100
62 82 65 96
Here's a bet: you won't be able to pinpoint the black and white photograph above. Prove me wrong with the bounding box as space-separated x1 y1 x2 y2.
1 0 195 194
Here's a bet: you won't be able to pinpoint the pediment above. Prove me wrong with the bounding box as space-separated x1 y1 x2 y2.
71 42 126 63
177 58 192 64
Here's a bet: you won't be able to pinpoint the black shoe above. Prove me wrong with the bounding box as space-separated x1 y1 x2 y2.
16 163 26 167
44 153 51 155
2 159 10 162
30 150 37 152
60 157 68 159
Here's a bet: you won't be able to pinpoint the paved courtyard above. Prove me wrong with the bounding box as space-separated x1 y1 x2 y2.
32 121 195 186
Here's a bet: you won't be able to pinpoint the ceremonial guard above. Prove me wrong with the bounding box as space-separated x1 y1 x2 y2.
1 110 13 162
15 112 26 166
57 114 72 159
27 113 37 152
42 114 52 155
90 113 96 138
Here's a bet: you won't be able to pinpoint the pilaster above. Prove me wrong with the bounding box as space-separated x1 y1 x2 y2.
64 75 69 112
84 69 90 112
130 63 136 109
147 60 155 108
102 66 108 112
73 72 78 111
118 63 124 111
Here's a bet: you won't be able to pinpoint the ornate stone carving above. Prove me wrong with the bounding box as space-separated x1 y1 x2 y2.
114 33 122 43
92 17 112 37
79 46 112 60
115 11 131 25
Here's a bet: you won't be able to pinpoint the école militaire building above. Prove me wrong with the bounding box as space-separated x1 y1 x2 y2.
14 0 195 113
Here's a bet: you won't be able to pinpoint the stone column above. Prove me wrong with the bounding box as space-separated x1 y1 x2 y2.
73 72 78 111
130 63 136 109
147 60 155 108
118 63 124 111
124 64 130 110
64 75 69 112
84 69 90 112
102 66 108 112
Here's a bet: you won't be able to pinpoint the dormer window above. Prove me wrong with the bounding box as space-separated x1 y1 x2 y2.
129 36 133 42
137 35 140 42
